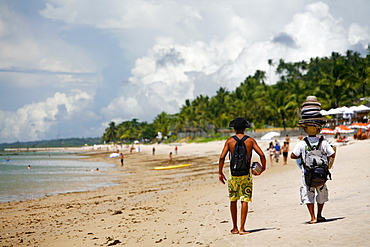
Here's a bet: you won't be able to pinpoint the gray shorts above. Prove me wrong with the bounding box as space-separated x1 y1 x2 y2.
300 173 328 204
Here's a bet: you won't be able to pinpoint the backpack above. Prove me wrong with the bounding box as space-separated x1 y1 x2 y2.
302 137 331 187
230 135 250 176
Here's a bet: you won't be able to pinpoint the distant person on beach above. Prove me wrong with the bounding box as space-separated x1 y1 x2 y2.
285 134 290 144
218 117 266 235
152 146 155 155
86 168 99 172
175 146 178 154
282 141 289 165
267 142 276 165
168 152 173 165
291 96 336 224
120 153 124 167
274 140 281 163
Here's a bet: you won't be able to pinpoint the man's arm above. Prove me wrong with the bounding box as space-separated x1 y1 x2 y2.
325 141 336 162
327 152 336 165
252 139 266 173
290 141 302 159
291 153 299 159
218 140 230 184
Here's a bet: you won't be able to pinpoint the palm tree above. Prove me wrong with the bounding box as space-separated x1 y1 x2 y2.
116 118 142 142
209 87 231 131
104 121 118 143
268 59 275 85
153 112 172 137
192 95 212 133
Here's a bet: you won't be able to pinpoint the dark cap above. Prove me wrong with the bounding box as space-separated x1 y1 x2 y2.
228 117 252 129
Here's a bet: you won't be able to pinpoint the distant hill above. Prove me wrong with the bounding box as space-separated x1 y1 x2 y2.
0 137 102 151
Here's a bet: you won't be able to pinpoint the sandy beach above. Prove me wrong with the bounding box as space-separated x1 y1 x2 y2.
1 136 370 246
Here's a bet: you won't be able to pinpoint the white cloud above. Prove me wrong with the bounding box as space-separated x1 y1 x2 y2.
101 1 370 122
0 91 98 142
0 1 104 142
348 23 370 46
1 0 369 142
0 3 99 90
101 31 249 120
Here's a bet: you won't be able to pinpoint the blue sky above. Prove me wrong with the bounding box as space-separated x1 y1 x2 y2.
0 0 369 142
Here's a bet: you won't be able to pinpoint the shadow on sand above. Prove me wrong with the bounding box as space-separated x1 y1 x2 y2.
248 227 276 234
304 217 345 224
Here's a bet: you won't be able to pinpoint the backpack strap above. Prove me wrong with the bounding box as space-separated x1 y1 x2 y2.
303 137 313 151
317 136 324 150
232 135 240 142
230 135 249 160
232 135 249 142
241 135 249 142
303 136 324 151
230 136 239 160
302 137 313 169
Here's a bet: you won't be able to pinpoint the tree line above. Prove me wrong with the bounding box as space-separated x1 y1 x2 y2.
0 137 102 150
102 49 370 143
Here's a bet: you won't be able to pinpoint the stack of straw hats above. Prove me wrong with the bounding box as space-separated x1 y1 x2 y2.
298 96 326 128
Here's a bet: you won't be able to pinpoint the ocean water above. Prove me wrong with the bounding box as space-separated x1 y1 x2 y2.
0 153 119 203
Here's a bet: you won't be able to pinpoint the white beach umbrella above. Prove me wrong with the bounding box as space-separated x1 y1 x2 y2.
327 108 342 115
260 131 280 140
320 110 329 116
337 106 349 113
343 108 354 114
354 105 370 112
109 153 120 158
349 106 359 111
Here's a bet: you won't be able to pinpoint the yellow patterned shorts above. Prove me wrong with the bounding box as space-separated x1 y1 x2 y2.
228 174 253 202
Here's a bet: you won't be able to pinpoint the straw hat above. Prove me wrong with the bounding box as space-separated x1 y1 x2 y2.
303 126 322 135
298 96 326 130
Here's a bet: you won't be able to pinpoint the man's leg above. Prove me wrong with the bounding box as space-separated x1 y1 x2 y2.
317 203 326 221
306 203 316 223
239 201 250 235
230 201 239 234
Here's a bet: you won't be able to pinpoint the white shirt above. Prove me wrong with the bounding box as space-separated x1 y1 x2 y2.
292 136 335 164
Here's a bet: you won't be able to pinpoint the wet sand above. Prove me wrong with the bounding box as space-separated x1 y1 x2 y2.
1 137 369 246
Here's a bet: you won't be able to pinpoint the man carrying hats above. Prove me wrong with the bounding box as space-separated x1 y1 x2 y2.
218 117 266 235
291 96 336 224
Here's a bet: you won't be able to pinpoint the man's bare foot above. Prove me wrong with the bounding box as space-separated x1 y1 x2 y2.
308 219 317 224
317 217 326 222
239 230 250 235
230 229 239 234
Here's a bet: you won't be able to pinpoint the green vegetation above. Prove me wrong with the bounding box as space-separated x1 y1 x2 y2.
102 49 370 143
187 136 228 143
0 137 101 151
102 119 156 143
